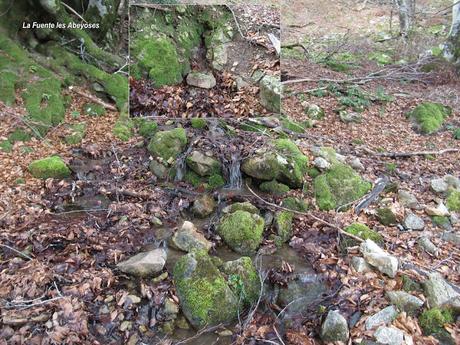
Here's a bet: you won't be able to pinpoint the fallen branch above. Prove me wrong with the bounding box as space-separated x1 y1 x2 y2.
246 184 364 242
130 3 171 11
363 147 460 158
0 243 33 261
354 176 389 214
225 5 245 39
71 87 117 111
174 323 223 345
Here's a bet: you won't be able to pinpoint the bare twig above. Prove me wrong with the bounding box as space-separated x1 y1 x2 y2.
61 2 87 23
71 87 117 111
130 3 171 11
174 324 223 345
225 5 245 39
363 147 460 158
0 243 33 260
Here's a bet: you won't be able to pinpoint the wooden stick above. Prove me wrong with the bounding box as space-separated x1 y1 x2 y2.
246 184 364 242
71 87 117 111
364 147 460 158
0 243 33 261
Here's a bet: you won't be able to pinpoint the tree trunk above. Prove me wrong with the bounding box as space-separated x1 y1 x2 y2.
444 0 460 63
395 0 415 37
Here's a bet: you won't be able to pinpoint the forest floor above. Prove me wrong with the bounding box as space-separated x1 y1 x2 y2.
281 0 460 343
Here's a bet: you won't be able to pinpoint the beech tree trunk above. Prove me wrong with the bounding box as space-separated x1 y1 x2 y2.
444 0 460 63
395 0 415 37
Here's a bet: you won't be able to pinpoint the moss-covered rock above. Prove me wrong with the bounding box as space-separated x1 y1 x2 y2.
376 207 397 226
259 74 281 112
222 201 259 215
407 102 451 134
221 257 260 305
259 180 290 195
346 223 383 244
241 139 308 188
186 151 221 177
82 102 106 117
65 123 86 145
274 211 294 243
185 170 202 187
314 163 371 211
207 174 225 190
217 210 264 254
173 251 238 328
419 308 454 335
28 156 71 179
113 119 134 141
281 197 309 212
147 128 187 162
446 190 460 211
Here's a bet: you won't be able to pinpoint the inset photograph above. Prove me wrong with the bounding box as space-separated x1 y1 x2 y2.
281 0 459 344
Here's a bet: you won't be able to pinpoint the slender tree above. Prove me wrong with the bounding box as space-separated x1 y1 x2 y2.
394 0 415 37
444 0 460 63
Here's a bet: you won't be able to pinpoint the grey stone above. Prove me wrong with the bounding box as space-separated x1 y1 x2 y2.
351 256 372 273
186 72 216 89
348 157 365 171
360 240 398 278
259 75 281 112
186 151 221 177
386 291 424 313
431 178 449 193
235 76 249 90
425 201 449 217
374 326 404 345
403 213 425 230
313 157 331 170
117 248 166 277
417 237 438 255
444 174 460 189
442 231 460 245
191 194 216 218
339 110 362 123
398 190 420 209
171 221 212 253
424 272 460 309
305 104 325 120
320 310 349 342
163 298 179 320
365 306 399 330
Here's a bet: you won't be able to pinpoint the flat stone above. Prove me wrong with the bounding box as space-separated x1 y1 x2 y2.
360 239 398 278
186 150 221 177
423 272 460 309
425 201 449 217
365 305 399 330
351 256 372 273
259 75 281 112
313 157 331 170
441 231 460 245
339 110 362 123
117 248 166 277
398 190 420 209
386 291 424 314
171 221 212 253
403 213 425 230
186 72 216 89
348 157 365 171
431 178 449 193
191 194 216 218
417 237 438 256
320 310 349 342
374 326 404 345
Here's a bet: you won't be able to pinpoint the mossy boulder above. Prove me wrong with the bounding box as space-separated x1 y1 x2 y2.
221 257 260 305
222 201 259 215
274 211 294 243
148 128 187 162
186 151 221 177
446 190 460 211
217 210 264 255
28 156 71 179
341 223 383 251
259 74 281 112
83 102 106 117
136 119 158 138
241 139 308 188
173 251 238 328
407 102 451 134
419 308 454 335
376 207 398 226
132 37 182 86
314 163 371 211
190 118 207 129
281 197 309 212
259 180 290 195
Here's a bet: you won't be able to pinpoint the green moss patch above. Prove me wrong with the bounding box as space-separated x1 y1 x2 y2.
8 128 32 143
446 190 460 211
207 174 225 190
419 308 454 335
314 163 371 211
407 102 451 134
281 197 308 212
135 119 158 137
190 118 207 129
28 156 71 179
0 140 13 152
345 223 383 244
274 211 294 243
65 123 86 145
218 210 264 255
376 207 397 226
148 128 187 162
259 180 290 195
82 102 106 117
113 119 134 141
